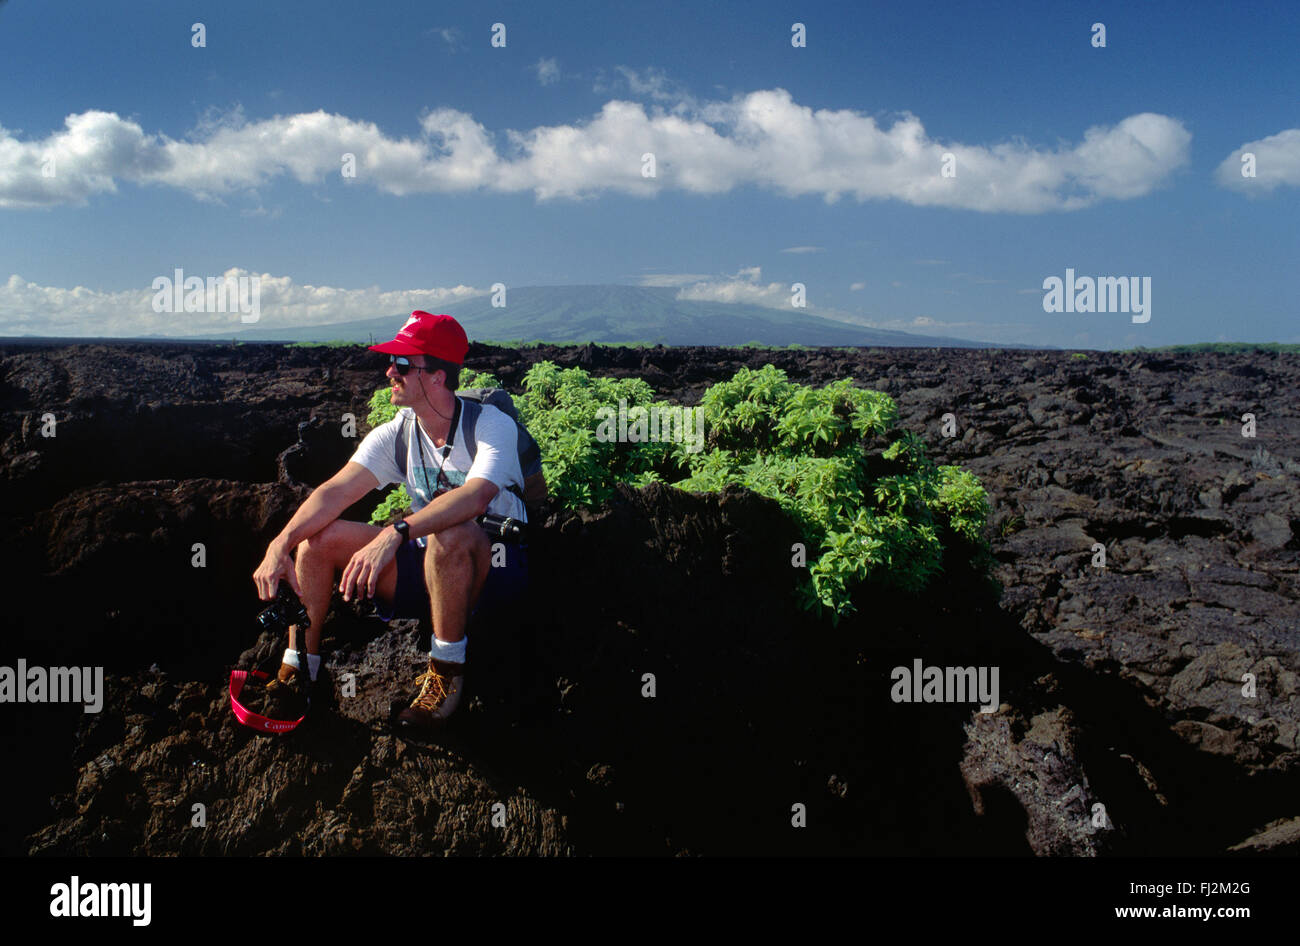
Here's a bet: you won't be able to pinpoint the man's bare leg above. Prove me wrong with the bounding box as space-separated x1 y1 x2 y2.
287 519 399 656
424 519 492 645
395 519 489 728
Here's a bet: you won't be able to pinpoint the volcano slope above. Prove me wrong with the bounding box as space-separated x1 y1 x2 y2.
1 341 1297 856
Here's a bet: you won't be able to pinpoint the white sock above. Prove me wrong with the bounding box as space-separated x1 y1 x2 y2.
282 648 321 681
431 636 467 664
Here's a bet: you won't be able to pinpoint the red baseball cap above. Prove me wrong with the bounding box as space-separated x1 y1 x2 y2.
369 311 469 364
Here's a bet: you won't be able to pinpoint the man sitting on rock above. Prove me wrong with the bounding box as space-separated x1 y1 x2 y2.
252 312 530 730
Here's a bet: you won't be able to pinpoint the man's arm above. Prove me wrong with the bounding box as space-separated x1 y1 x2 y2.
253 461 380 600
404 477 498 539
276 461 381 549
335 476 498 602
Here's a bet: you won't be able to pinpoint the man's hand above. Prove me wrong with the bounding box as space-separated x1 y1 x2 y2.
253 539 303 601
339 528 402 602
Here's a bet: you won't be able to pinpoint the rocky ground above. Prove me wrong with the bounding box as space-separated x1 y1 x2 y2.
1 341 1296 856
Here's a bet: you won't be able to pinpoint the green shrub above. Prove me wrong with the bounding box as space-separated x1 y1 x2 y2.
672 366 989 619
510 361 671 507
364 361 991 621
369 483 413 525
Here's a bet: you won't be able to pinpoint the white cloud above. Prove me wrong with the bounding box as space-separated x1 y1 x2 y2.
634 273 715 287
855 314 1046 345
673 265 792 307
1215 128 1300 193
534 58 560 86
596 67 695 108
945 272 1002 285
0 93 1192 210
428 27 462 51
618 66 674 100
239 204 282 218
780 245 823 254
0 270 486 337
850 282 866 291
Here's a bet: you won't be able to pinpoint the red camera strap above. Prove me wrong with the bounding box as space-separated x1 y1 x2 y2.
229 668 307 733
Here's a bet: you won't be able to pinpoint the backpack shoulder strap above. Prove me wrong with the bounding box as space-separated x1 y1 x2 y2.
517 426 542 479
392 410 412 477
459 396 481 463
458 397 530 502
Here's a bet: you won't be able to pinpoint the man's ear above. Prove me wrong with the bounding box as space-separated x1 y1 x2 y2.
420 358 445 388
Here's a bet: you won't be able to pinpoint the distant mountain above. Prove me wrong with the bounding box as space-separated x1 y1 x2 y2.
179 284 1004 347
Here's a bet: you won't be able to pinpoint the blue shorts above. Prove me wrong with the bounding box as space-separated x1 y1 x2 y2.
375 535 529 623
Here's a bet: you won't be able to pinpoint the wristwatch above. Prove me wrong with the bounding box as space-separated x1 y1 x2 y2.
393 520 411 541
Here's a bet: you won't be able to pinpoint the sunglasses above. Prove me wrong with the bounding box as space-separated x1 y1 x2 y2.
388 355 427 376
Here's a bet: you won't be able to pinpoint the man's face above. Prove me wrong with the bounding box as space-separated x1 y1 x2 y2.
386 354 438 407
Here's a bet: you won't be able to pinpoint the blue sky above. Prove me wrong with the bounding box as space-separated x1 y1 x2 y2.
1 0 1296 347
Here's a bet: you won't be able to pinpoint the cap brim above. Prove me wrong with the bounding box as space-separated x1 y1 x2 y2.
368 340 425 355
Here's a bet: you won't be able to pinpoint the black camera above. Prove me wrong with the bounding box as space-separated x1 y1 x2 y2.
256 585 310 633
477 513 527 543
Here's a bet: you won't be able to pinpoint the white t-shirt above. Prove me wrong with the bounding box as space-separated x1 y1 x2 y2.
351 400 527 547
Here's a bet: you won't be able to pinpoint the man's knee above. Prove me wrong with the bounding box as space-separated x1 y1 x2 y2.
426 519 487 566
298 519 365 568
298 519 340 557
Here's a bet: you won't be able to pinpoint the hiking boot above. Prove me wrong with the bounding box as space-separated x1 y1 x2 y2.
397 658 464 731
